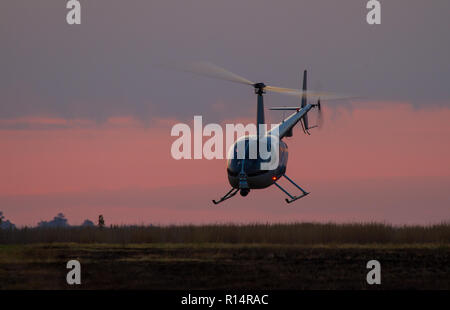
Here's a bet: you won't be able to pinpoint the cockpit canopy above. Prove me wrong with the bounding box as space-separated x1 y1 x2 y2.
227 135 279 176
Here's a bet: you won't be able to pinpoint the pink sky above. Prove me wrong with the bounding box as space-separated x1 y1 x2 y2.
2 1 450 227
1 102 449 226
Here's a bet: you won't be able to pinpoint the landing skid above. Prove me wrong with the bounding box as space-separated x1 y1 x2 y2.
212 188 239 205
274 174 310 204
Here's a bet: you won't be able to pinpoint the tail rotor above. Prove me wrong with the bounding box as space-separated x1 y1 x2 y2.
315 98 324 129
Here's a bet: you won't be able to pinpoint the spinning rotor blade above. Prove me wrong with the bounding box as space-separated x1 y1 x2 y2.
265 85 354 101
165 61 358 101
165 61 254 86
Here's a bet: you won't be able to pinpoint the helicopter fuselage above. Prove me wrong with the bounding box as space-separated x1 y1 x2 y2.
226 135 288 190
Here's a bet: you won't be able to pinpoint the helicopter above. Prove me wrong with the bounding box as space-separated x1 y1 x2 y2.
174 62 350 204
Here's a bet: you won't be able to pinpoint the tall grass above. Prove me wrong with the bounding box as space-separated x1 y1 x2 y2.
0 222 449 244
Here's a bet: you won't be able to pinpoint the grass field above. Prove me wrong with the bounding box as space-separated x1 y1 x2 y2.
0 223 449 289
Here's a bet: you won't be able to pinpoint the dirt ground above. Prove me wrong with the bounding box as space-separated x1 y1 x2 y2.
0 243 448 290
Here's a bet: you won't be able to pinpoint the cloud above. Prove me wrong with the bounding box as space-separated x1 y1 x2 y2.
0 102 449 226
0 117 95 130
1 1 450 122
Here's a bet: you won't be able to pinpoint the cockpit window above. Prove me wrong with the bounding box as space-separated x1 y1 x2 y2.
227 137 277 175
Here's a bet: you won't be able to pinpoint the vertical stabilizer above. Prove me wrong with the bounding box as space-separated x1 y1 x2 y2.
301 70 309 131
301 70 307 107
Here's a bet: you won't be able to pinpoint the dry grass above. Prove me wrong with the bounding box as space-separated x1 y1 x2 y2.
1 222 449 244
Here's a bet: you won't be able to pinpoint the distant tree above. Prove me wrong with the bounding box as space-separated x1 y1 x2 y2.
81 219 95 227
38 213 69 228
98 215 105 228
0 220 16 230
0 211 16 230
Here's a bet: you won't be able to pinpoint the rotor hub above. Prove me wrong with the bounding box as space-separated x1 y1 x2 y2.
253 83 266 95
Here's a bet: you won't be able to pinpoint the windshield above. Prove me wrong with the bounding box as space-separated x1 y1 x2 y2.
227 137 274 176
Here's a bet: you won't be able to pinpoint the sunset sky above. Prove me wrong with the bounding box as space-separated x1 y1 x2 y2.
1 1 449 226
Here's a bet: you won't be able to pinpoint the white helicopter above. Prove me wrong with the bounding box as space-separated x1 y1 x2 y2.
175 62 350 204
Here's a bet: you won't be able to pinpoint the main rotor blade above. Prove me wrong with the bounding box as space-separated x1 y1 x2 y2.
166 61 254 86
265 85 356 101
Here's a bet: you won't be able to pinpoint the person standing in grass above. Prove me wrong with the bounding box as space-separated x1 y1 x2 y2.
98 215 105 229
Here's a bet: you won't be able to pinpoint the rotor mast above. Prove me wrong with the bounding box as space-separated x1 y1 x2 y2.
254 82 266 156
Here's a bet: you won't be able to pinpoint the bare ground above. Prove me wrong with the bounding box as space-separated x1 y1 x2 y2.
0 243 448 290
